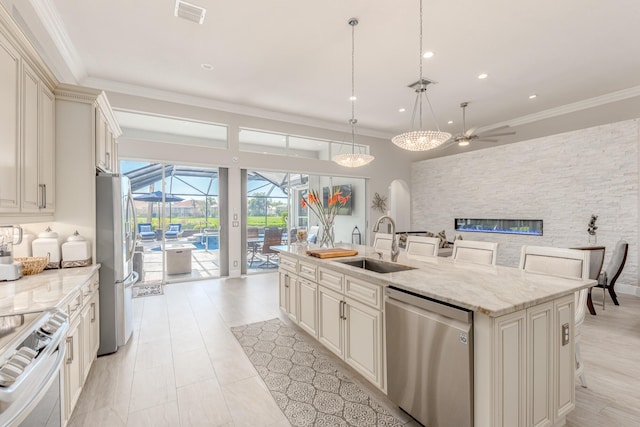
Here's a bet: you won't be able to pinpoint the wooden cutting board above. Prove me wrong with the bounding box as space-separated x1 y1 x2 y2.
306 248 359 258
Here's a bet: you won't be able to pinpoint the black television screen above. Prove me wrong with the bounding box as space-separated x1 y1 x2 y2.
323 185 352 215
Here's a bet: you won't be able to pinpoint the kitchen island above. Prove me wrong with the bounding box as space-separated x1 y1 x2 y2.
274 244 594 427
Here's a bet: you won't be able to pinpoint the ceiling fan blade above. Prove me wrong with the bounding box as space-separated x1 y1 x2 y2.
482 125 510 132
478 131 516 138
464 127 477 137
476 138 499 143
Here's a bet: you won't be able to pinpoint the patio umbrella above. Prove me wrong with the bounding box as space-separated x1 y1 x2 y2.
134 191 184 222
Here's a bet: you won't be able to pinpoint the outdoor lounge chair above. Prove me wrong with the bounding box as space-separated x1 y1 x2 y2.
137 223 155 240
165 223 183 239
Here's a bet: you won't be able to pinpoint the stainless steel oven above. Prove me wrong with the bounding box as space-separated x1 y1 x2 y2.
0 309 69 427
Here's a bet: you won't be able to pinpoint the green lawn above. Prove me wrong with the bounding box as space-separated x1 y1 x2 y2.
142 216 286 230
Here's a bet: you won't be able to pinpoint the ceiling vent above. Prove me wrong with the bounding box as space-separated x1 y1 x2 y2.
174 0 206 25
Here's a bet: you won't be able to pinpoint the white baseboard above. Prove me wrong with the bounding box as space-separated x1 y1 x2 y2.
615 283 640 297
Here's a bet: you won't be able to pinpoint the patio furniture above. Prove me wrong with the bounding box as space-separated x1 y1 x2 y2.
137 223 155 241
165 224 183 239
257 227 282 268
165 243 195 275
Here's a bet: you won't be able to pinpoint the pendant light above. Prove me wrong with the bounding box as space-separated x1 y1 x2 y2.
333 18 374 167
391 0 451 151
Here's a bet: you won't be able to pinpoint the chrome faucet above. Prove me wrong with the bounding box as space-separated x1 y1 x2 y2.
373 215 399 262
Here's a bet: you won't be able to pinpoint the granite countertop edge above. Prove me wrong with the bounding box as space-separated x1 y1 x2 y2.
274 245 595 317
0 265 101 315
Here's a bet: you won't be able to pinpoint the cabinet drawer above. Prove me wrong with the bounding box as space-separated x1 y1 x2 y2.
279 255 298 273
318 267 344 293
298 260 317 282
67 291 82 320
345 275 382 310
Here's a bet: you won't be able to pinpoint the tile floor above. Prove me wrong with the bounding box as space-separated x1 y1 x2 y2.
69 273 640 426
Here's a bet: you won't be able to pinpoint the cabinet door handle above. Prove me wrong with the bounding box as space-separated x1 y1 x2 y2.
91 302 96 322
340 300 346 320
43 184 46 208
106 152 110 166
66 336 73 364
38 184 45 208
342 301 347 320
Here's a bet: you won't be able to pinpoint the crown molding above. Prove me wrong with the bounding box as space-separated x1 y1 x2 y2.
81 77 396 141
27 0 85 83
476 85 640 133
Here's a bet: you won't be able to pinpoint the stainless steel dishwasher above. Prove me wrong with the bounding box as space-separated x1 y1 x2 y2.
385 286 473 427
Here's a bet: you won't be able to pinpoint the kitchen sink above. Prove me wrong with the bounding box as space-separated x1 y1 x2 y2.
335 258 416 274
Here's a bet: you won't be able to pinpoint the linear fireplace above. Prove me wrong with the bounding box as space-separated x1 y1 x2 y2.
455 218 543 236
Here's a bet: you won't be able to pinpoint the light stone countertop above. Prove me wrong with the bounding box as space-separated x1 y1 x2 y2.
0 265 100 315
274 244 596 317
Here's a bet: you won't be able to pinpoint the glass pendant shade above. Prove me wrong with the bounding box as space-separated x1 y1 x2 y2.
392 129 451 151
333 17 374 168
392 0 450 152
332 152 375 167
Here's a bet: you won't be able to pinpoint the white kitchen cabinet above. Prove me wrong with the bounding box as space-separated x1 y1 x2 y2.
298 278 317 337
63 272 100 423
64 310 83 422
80 280 100 383
95 105 119 173
0 31 20 213
278 271 298 323
318 281 385 390
475 293 575 427
21 61 55 213
318 285 343 357
344 296 383 387
0 25 55 217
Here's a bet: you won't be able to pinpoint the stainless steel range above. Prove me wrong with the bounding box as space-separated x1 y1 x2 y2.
0 309 69 427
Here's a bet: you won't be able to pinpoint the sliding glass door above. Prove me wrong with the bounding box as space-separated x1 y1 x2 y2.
122 161 226 284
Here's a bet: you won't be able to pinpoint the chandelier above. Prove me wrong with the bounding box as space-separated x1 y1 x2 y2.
333 18 374 167
392 0 451 151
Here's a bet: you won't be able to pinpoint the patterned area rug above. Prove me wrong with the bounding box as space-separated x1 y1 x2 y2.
231 319 404 427
132 284 163 298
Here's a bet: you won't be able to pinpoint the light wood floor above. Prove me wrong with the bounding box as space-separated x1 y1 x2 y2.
69 273 640 426
567 291 640 427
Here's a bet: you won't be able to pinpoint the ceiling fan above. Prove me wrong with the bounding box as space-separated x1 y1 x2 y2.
451 102 516 146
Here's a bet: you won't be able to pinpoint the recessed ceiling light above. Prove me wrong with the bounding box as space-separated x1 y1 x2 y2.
478 73 488 79
349 96 357 101
398 108 406 113
423 51 434 59
529 94 537 99
201 63 213 71
447 120 453 124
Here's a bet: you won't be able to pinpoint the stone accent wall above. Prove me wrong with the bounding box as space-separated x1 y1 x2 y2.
412 119 639 294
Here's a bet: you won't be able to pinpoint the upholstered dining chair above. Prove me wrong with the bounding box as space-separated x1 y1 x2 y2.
451 240 498 266
519 245 590 387
405 235 440 260
373 232 394 254
596 240 628 308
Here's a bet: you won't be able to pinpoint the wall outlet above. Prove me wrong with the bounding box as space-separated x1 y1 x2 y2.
233 260 238 267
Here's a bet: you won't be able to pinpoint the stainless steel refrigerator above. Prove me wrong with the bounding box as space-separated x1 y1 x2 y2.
96 173 138 355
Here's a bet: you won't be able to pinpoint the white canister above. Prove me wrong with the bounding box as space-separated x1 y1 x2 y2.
32 227 61 269
61 231 92 268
